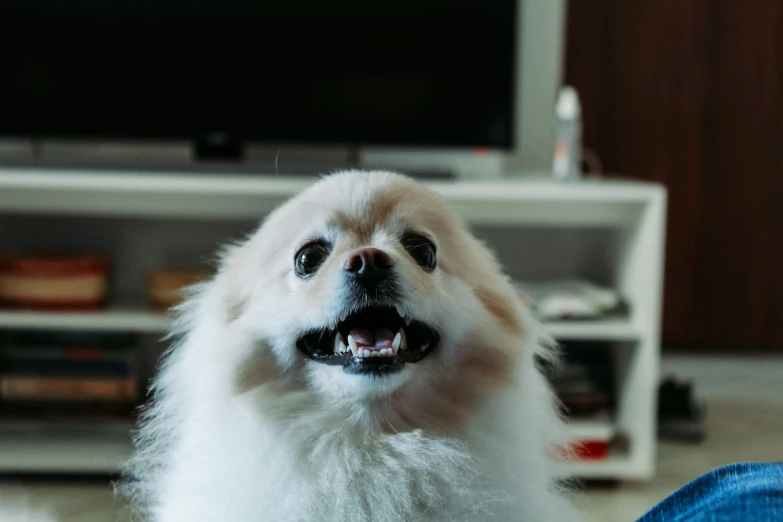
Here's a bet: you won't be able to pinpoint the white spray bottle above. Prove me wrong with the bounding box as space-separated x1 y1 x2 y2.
553 86 582 181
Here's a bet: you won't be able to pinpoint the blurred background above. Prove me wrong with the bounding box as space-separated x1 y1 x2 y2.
0 1 780 520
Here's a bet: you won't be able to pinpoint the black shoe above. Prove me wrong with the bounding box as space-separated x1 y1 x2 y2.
657 376 707 443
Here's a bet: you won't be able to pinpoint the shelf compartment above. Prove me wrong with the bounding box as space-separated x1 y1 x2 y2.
0 420 134 473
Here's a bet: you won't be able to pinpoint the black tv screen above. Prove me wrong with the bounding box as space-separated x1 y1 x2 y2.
0 0 518 149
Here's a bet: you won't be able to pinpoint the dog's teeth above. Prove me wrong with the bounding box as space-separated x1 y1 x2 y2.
400 329 407 352
334 333 347 354
340 310 349 322
347 335 359 356
392 331 402 354
381 348 392 356
404 315 412 326
363 349 371 358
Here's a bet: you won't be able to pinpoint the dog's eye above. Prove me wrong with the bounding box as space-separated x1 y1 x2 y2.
401 233 436 271
295 241 330 277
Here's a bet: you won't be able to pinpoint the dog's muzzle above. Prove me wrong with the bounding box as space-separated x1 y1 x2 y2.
296 305 439 376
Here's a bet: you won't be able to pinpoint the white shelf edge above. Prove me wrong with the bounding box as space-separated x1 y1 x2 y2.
0 306 170 333
0 168 663 226
556 454 639 479
566 418 616 441
542 319 640 341
0 168 665 202
0 307 641 343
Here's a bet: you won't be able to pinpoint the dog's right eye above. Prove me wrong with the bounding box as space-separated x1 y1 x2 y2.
295 242 330 277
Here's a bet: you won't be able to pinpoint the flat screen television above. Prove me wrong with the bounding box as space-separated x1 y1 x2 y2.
0 1 517 150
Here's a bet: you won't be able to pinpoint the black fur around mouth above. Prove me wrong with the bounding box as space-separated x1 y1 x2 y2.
296 306 439 376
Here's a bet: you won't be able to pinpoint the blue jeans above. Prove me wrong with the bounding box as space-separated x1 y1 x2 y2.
637 462 783 521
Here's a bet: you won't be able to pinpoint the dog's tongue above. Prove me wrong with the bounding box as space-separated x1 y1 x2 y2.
349 328 395 349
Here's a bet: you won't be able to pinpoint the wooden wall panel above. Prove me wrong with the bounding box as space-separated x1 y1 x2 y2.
564 1 783 351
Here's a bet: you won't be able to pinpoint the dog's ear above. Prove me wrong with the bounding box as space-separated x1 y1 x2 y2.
473 284 525 335
212 240 284 394
439 226 526 336
215 241 255 325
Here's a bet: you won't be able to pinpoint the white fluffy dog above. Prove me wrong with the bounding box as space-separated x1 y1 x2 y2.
122 171 582 521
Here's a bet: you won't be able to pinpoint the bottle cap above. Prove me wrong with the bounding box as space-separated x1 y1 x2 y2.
556 86 581 119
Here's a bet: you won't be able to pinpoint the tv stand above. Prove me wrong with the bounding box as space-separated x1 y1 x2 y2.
0 167 666 482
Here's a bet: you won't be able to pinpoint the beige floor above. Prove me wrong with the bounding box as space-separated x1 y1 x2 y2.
2 355 782 522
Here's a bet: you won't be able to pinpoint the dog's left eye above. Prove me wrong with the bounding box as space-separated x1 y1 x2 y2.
295 241 330 277
401 233 436 271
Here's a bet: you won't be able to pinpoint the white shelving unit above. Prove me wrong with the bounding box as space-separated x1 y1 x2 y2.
0 307 640 340
0 167 666 480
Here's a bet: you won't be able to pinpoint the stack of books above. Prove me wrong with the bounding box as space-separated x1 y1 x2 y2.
0 330 138 418
549 342 615 418
541 341 617 461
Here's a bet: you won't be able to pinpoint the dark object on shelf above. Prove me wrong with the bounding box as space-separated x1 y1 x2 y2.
558 391 611 418
2 358 132 378
0 402 138 420
195 132 244 162
542 341 617 419
0 329 139 409
658 376 707 444
2 330 134 349
395 169 454 181
580 479 621 489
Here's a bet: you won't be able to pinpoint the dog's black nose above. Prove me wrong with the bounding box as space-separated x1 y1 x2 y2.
345 248 393 287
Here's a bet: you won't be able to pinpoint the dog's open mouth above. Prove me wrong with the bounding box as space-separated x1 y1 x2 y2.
296 306 439 375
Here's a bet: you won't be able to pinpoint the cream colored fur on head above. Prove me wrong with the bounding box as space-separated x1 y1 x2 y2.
122 171 582 521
